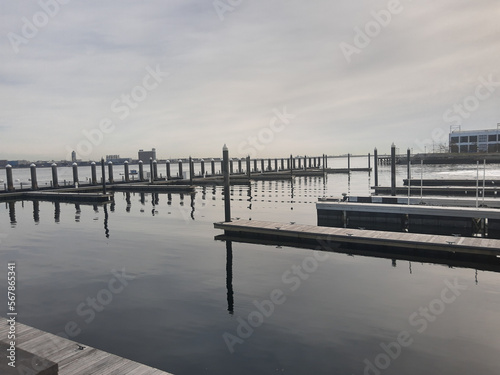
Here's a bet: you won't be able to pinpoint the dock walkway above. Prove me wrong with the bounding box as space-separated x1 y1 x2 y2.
214 219 500 256
0 317 172 375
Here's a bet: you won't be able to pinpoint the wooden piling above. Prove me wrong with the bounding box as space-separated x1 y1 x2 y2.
230 159 234 174
153 159 158 181
101 158 106 194
368 153 371 169
391 143 396 196
138 160 144 181
51 163 58 188
91 162 97 185
253 159 257 173
124 160 130 182
223 145 231 222
30 163 38 190
108 161 114 184
201 159 205 177
238 158 242 174
189 157 194 183
72 163 79 186
178 159 183 179
347 153 351 173
274 158 278 172
281 158 285 171
268 158 271 172
261 159 265 173
165 160 171 180
211 159 216 176
246 156 251 178
6 165 14 191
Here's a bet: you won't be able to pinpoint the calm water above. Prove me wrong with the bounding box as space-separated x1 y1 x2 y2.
1 158 500 374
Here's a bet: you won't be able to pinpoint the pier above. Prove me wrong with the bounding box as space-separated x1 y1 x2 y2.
0 317 172 375
214 220 500 256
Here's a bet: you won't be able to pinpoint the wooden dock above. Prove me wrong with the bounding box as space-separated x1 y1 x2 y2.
403 178 500 187
0 317 172 375
214 219 500 256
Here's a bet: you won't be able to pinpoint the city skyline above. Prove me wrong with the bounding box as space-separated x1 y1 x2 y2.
1 0 499 160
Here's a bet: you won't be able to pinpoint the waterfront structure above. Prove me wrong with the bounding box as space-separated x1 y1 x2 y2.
138 148 156 161
449 127 500 153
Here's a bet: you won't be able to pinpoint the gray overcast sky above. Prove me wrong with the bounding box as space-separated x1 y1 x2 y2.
1 0 499 161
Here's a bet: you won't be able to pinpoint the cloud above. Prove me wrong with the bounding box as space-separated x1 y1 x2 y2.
1 0 499 160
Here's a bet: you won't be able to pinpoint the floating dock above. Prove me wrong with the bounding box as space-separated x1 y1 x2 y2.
0 317 172 375
373 186 500 197
403 178 500 187
214 220 500 256
319 195 500 208
317 201 500 237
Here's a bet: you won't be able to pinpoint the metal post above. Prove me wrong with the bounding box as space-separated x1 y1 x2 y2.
223 145 231 222
391 143 396 196
476 160 479 209
6 165 15 191
91 162 97 185
348 153 351 173
482 159 486 206
138 160 144 181
420 160 423 200
108 161 114 184
72 163 79 186
368 153 371 170
30 164 38 190
101 158 106 194
374 148 378 187
51 163 59 188
406 148 411 183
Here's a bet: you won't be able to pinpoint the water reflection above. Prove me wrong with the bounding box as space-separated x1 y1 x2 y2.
104 204 109 238
54 202 60 223
226 240 234 315
9 201 16 226
33 201 39 224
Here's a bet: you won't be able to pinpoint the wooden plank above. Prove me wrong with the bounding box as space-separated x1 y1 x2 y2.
0 318 173 375
214 220 500 256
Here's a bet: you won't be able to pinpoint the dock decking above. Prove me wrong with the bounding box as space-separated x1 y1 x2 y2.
214 219 500 256
0 317 172 375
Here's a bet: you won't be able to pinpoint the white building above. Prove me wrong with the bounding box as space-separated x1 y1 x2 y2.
449 128 500 153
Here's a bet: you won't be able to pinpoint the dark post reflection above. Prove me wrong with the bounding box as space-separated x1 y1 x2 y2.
167 193 172 205
140 193 145 205
247 184 252 210
126 192 131 212
33 201 40 223
75 204 81 222
103 204 110 238
226 240 234 315
8 201 16 226
179 193 184 206
110 200 115 212
54 202 60 223
152 193 159 216
190 193 195 220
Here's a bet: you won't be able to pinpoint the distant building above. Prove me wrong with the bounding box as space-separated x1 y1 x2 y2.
105 155 131 164
0 160 7 168
138 148 156 161
106 154 120 162
449 128 500 153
